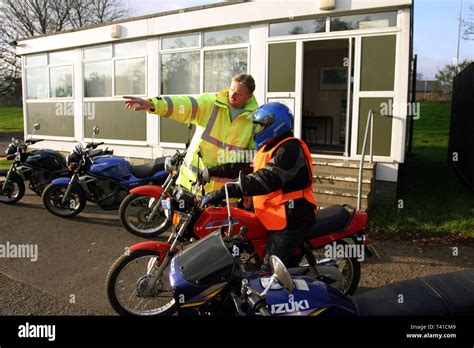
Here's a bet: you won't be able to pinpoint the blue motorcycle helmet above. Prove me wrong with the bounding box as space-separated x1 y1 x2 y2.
247 102 293 149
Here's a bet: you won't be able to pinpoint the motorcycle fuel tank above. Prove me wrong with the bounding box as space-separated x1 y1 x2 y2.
248 275 358 316
89 155 131 179
194 206 267 240
26 149 67 172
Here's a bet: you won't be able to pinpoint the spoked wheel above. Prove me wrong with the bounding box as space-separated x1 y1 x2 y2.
105 250 176 316
119 194 171 238
299 240 361 296
0 174 25 204
42 183 85 218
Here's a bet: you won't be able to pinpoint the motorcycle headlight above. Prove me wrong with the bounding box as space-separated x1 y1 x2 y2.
161 198 173 220
164 157 172 173
5 143 17 156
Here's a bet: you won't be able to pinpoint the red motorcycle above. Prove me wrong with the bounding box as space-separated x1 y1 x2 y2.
105 172 377 316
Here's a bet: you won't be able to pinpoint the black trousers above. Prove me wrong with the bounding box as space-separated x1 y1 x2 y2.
261 226 308 272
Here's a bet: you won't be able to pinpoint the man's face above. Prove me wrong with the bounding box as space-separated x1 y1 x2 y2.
229 80 252 108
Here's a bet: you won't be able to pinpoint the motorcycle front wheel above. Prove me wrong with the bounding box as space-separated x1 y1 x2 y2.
119 194 171 238
0 173 25 204
42 183 86 218
299 239 361 296
105 250 177 316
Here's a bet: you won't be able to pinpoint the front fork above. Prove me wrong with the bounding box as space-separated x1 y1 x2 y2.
60 174 79 206
144 213 193 295
145 174 174 223
1 162 17 192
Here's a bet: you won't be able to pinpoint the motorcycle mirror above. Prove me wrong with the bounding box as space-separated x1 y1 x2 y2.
201 165 209 186
164 157 172 173
33 123 41 131
92 126 99 136
238 170 245 191
270 255 294 294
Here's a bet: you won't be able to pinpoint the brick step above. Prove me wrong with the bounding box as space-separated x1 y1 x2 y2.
313 164 375 178
314 181 371 195
314 193 369 211
313 186 369 199
313 176 372 192
313 159 376 170
313 170 374 183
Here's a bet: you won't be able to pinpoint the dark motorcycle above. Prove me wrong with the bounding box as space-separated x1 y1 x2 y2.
1 124 114 205
42 126 168 218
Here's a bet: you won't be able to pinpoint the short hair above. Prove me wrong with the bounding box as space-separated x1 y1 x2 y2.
232 73 255 94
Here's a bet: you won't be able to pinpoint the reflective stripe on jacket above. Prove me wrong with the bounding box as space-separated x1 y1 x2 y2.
252 137 317 230
149 89 259 192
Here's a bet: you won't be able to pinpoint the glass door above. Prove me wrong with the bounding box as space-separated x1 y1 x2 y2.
301 38 353 156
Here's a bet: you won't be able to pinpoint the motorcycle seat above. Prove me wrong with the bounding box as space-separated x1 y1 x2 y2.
306 205 351 239
353 269 474 316
131 157 166 178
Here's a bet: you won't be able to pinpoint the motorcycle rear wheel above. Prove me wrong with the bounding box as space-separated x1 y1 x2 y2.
119 194 171 238
0 174 25 204
42 183 85 218
299 239 361 296
105 250 177 316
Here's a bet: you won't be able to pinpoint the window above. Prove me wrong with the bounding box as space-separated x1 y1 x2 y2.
83 46 112 60
204 27 249 46
27 102 74 137
115 58 146 96
161 52 200 95
49 51 75 65
25 50 74 100
26 54 47 66
330 12 397 31
50 66 73 98
82 40 147 141
115 41 146 57
269 18 326 37
204 48 247 92
162 34 200 50
84 61 112 97
26 68 48 99
83 40 146 97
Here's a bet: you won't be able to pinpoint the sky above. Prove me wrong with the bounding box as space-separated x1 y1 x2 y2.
124 0 474 80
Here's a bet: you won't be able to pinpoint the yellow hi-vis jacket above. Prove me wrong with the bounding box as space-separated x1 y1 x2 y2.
148 88 259 193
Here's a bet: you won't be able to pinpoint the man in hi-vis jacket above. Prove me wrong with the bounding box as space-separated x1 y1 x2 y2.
124 74 259 193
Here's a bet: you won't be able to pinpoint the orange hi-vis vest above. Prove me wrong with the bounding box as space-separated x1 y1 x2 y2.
252 137 317 231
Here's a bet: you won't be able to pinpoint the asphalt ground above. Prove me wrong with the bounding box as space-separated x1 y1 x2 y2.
0 190 171 315
0 189 473 316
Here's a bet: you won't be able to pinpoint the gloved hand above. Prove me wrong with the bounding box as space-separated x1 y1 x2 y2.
201 183 243 207
201 189 226 207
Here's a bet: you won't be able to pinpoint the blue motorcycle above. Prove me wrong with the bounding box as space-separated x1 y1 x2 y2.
42 127 168 218
162 230 474 316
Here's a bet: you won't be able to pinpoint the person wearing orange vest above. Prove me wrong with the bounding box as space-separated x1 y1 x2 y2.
202 102 317 271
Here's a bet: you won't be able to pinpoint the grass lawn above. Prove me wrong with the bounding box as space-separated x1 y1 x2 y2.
0 159 11 170
369 101 474 240
0 107 23 133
